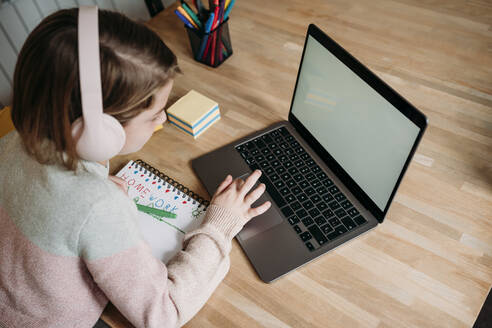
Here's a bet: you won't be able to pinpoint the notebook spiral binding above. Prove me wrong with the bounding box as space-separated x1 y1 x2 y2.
133 159 210 209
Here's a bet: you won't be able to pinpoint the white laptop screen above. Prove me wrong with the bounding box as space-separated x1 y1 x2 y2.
291 35 420 211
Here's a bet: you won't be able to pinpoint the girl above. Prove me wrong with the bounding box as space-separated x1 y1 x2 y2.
0 7 270 328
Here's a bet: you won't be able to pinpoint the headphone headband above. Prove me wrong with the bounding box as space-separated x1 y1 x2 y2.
78 6 103 123
73 6 126 162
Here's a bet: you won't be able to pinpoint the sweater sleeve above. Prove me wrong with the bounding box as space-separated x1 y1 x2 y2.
78 191 242 328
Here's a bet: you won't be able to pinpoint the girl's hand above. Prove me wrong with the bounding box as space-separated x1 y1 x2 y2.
108 175 128 195
210 170 271 223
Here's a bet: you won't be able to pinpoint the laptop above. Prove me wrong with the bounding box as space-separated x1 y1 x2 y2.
192 24 427 283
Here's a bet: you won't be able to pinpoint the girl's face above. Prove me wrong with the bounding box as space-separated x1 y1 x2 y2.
118 80 174 155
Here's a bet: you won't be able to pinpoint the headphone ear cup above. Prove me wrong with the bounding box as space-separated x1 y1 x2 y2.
72 113 125 162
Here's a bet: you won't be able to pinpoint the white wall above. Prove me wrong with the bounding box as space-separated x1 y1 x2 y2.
0 0 174 107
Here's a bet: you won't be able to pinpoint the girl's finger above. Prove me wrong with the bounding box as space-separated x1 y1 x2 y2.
246 201 271 220
215 174 232 194
239 170 262 196
244 183 266 205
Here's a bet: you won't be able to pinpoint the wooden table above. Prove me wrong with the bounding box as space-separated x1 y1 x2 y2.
104 1 492 327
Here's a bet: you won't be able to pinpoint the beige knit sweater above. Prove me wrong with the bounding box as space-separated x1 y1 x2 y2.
0 131 242 328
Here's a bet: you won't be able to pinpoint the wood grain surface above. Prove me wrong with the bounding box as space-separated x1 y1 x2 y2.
103 1 492 327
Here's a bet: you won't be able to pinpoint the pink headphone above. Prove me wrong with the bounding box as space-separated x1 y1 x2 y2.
71 6 126 162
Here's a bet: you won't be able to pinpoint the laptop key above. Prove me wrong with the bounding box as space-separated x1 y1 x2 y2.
302 200 314 210
281 206 294 218
257 170 286 208
328 200 341 210
276 167 286 174
353 215 367 225
269 173 280 181
293 225 302 233
299 166 310 174
299 180 309 189
288 215 300 225
316 172 327 180
297 193 308 202
245 142 255 150
293 174 303 182
327 225 348 240
292 186 302 194
281 172 290 180
289 154 299 161
279 187 290 196
259 161 270 169
310 194 321 203
279 126 289 136
300 153 310 160
295 160 304 167
328 217 341 226
316 186 328 194
328 186 339 194
296 208 309 219
334 193 346 202
305 187 316 196
291 201 302 211
340 200 352 210
322 193 334 202
335 208 347 218
305 172 315 181
301 217 314 227
279 142 289 149
278 155 288 163
305 242 315 251
316 202 328 211
305 159 316 166
320 224 334 234
314 216 327 226
285 194 296 202
261 134 273 143
308 208 320 218
347 208 359 217
308 225 328 246
274 180 286 189
322 179 334 187
341 217 357 230
261 148 271 155
284 161 293 168
286 179 296 188
254 139 267 149
311 180 321 188
323 209 334 218
311 165 321 173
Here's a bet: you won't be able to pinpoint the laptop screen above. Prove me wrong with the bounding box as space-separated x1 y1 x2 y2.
291 35 421 212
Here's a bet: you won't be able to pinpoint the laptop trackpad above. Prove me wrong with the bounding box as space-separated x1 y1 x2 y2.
237 173 283 241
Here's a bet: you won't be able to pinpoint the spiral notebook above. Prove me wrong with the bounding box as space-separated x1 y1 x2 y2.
116 159 209 263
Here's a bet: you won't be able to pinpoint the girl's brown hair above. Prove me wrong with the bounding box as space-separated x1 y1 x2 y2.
11 8 181 171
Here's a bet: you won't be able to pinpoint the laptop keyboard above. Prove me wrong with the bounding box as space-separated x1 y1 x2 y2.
235 126 368 252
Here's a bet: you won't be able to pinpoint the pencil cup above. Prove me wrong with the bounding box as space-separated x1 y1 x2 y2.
185 18 232 68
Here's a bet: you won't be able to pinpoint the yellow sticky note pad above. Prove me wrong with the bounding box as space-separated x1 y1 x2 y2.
167 90 220 139
0 106 15 138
